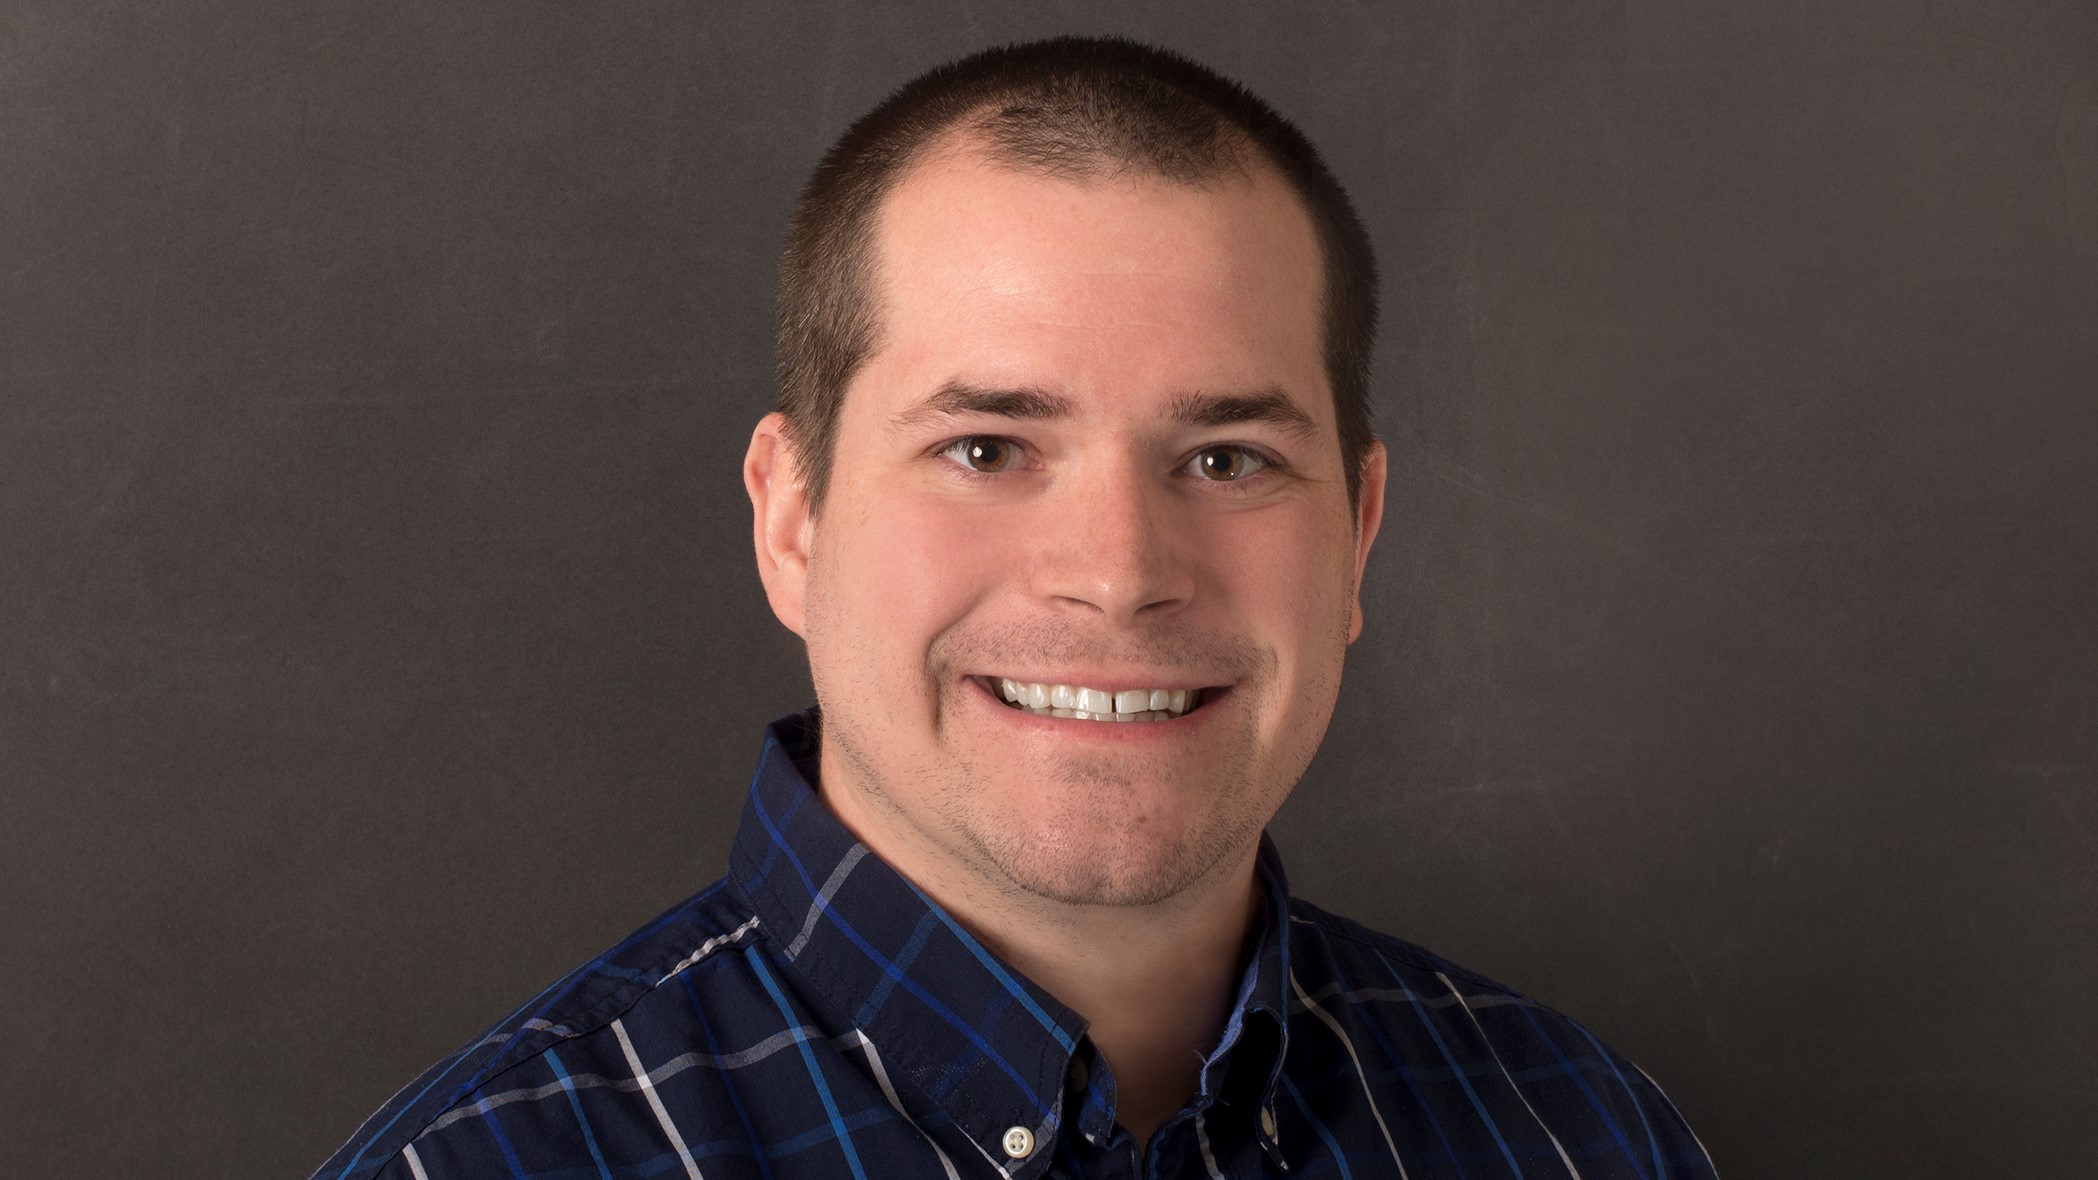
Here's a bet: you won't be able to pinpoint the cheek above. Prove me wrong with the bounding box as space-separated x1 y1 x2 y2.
812 487 1008 671
1209 509 1354 621
1202 509 1357 705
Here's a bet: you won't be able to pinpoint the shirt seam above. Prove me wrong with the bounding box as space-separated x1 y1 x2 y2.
373 896 765 1170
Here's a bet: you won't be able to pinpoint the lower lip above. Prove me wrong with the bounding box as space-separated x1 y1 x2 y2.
967 677 1224 740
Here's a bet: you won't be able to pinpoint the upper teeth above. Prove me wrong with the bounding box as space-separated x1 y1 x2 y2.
995 678 1198 722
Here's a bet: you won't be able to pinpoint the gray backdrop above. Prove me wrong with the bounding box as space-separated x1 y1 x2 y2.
7 2 2095 1176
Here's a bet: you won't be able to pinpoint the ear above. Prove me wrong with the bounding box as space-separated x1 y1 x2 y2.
744 412 814 637
1346 440 1387 644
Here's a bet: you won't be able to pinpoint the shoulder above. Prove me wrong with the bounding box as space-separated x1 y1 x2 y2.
311 878 767 1180
1282 895 1524 998
1283 893 1648 1065
1281 897 1718 1176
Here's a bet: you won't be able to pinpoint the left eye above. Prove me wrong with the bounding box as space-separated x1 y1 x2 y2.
1189 446 1268 481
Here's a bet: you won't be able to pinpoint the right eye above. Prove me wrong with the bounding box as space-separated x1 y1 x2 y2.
939 436 1024 473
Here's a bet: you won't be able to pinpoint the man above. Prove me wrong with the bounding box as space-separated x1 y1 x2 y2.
318 37 1715 1179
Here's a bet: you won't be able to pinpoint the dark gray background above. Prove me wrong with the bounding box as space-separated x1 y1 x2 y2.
6 2 2095 1176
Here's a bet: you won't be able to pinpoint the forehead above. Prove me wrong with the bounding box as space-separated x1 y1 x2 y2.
848 143 1330 429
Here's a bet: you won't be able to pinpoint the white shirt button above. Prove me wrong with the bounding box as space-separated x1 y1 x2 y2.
1002 1125 1035 1159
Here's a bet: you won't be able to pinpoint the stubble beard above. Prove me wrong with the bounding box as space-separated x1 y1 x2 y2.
820 616 1334 909
941 726 1272 907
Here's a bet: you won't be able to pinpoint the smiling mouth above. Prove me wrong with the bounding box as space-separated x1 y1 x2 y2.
985 677 1210 723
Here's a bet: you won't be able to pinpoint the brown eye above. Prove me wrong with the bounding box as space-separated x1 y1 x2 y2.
944 437 1021 472
1191 446 1267 481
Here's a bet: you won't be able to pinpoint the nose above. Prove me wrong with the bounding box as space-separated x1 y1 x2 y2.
1028 458 1195 626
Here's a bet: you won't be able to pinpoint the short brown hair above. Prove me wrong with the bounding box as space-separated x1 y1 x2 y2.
776 36 1379 511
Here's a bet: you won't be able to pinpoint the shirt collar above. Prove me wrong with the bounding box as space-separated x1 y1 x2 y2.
730 710 1294 1170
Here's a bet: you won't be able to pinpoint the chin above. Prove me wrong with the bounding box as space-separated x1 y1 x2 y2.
982 846 1219 908
961 790 1256 908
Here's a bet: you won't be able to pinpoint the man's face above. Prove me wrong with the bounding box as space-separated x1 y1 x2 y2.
749 145 1384 910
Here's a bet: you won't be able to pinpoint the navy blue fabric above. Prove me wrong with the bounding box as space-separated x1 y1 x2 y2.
316 711 1716 1179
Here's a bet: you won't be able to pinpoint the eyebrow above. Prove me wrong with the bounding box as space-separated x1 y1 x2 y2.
1166 387 1321 443
886 382 1075 436
888 380 1322 443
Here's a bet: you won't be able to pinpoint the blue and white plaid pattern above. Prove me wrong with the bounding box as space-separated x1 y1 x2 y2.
316 711 1715 1178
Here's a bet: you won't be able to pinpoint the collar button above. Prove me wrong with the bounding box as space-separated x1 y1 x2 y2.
1002 1125 1036 1159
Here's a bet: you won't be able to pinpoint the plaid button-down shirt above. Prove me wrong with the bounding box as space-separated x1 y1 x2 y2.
317 711 1715 1178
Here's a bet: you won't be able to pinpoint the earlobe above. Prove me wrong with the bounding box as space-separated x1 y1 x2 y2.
744 412 813 637
1346 441 1388 644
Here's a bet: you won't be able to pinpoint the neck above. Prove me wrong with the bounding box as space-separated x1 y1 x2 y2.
812 727 1270 1149
974 865 1260 1147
